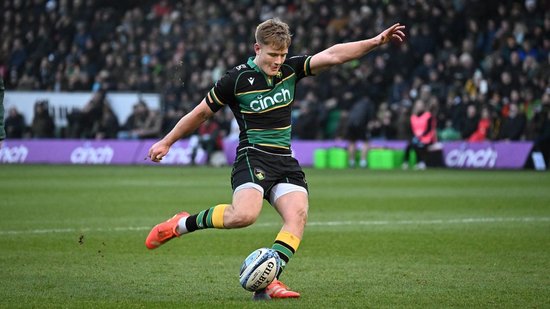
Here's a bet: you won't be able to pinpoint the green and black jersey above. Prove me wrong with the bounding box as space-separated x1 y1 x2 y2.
205 55 312 155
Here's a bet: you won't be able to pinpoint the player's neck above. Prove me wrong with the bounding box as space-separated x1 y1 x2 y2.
252 57 273 78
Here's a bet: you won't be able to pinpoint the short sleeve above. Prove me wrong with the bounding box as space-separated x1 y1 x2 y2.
205 72 235 113
284 55 313 80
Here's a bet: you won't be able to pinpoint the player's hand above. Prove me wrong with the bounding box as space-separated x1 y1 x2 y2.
378 23 406 45
148 141 170 163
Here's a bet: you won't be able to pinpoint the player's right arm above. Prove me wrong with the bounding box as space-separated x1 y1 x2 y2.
149 66 235 162
148 99 214 162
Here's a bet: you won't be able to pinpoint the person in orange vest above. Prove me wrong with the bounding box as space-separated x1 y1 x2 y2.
403 99 436 170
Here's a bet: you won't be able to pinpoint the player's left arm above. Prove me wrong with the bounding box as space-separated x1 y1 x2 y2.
309 23 405 75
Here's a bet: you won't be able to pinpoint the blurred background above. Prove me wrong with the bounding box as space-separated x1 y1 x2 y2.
1 0 549 167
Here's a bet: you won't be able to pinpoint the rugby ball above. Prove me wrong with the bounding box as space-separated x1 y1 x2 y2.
239 248 281 291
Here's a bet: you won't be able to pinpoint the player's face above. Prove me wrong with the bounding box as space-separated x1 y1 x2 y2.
254 43 288 77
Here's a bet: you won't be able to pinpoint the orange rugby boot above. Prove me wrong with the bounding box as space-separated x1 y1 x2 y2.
252 279 300 300
145 211 189 249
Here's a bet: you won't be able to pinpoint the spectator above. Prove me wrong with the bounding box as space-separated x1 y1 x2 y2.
461 104 479 140
369 104 397 140
118 101 149 139
403 99 437 170
438 119 462 141
4 106 26 139
498 102 526 141
1 0 548 145
293 91 321 140
92 104 119 139
66 90 107 138
468 106 492 142
344 97 374 168
118 101 162 139
161 106 185 136
31 100 55 138
137 109 163 139
191 117 224 166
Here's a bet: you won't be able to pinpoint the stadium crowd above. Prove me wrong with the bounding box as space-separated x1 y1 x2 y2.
1 0 549 153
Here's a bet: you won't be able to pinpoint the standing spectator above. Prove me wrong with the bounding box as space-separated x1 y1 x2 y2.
403 99 437 170
395 105 412 140
345 97 374 168
31 100 55 138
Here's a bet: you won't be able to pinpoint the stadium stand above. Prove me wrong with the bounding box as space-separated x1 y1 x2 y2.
1 0 549 156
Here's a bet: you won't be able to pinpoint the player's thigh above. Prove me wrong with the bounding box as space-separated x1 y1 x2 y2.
272 189 308 238
226 187 264 224
272 188 309 221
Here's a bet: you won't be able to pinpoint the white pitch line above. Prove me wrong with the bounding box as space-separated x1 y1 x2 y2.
0 217 549 236
306 217 550 226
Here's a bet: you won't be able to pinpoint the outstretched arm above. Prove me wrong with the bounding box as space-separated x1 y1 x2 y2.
148 99 214 162
309 23 406 75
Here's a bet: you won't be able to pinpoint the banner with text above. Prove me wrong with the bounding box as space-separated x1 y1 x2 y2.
0 139 533 169
442 141 533 169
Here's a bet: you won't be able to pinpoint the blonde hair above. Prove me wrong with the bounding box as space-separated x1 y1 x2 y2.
255 18 292 49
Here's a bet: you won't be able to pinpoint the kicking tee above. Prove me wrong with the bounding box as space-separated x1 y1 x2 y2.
205 56 312 155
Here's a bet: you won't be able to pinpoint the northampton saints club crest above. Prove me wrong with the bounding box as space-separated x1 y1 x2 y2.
254 168 265 181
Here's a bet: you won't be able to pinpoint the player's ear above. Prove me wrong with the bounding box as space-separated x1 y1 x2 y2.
254 43 261 55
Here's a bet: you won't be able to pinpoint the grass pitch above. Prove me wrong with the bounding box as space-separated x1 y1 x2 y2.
0 165 549 308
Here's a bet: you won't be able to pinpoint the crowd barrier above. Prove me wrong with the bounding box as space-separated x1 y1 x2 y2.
0 139 534 170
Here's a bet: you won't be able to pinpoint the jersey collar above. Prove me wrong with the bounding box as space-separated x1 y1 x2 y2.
248 56 276 86
247 57 262 73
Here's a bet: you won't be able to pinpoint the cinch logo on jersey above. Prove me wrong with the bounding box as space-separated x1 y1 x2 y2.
250 88 291 112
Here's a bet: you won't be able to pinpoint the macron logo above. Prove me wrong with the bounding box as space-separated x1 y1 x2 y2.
248 77 255 85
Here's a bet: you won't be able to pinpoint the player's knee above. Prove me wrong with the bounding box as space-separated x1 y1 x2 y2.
225 204 259 227
287 205 308 227
232 212 258 227
296 205 308 225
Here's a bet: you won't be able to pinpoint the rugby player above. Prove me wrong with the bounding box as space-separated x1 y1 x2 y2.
146 18 405 300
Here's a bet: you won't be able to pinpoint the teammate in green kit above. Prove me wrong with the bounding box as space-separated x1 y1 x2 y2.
146 18 405 299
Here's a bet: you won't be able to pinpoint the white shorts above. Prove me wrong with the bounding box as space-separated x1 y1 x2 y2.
234 182 308 205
